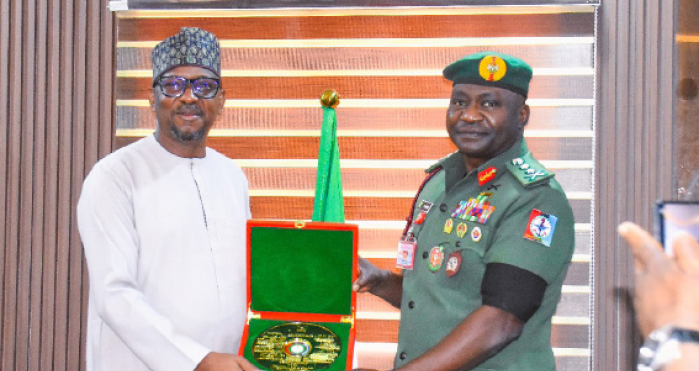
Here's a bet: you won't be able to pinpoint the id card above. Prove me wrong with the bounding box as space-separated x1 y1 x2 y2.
397 238 417 270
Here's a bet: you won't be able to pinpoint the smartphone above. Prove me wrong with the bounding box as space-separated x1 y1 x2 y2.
656 201 699 253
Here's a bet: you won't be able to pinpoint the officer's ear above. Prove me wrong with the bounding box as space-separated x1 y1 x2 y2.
519 104 530 128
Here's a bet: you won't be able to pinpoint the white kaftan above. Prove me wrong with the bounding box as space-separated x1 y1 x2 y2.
77 135 250 371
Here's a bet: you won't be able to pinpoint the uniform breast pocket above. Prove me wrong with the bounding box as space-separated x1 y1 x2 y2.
442 223 494 286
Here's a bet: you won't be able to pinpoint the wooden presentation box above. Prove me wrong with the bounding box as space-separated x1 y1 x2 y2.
238 220 359 371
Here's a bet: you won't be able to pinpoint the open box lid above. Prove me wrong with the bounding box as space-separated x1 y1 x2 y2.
247 220 358 316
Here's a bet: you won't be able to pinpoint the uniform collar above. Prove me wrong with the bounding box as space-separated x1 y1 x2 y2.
443 138 529 191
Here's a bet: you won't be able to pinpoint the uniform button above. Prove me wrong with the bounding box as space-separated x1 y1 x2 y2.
408 301 415 309
455 241 461 247
439 204 447 212
400 352 407 360
422 251 428 259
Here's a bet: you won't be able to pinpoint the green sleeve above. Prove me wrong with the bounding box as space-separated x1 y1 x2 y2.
483 185 575 283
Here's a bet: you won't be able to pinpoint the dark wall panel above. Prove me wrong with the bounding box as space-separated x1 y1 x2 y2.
0 0 115 370
594 0 675 370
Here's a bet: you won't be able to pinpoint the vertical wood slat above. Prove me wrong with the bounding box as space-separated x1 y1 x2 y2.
594 1 675 370
69 0 88 369
3 0 23 370
17 2 36 370
0 0 116 370
0 0 7 363
29 0 48 369
53 0 75 367
41 0 62 369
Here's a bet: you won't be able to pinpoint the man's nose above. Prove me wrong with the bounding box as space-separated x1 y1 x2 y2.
178 83 198 102
459 105 482 122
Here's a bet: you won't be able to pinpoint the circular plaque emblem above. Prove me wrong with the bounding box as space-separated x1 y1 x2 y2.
478 56 507 82
252 322 341 370
529 215 552 238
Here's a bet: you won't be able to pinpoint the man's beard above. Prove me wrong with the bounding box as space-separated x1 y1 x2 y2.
170 124 207 142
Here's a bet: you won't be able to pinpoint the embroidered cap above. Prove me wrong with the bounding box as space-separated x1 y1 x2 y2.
442 51 533 97
151 27 221 82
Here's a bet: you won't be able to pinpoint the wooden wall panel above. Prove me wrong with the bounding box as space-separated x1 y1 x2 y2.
116 106 595 131
117 13 594 40
0 0 115 370
116 136 594 161
117 75 593 100
115 7 595 370
594 0 676 370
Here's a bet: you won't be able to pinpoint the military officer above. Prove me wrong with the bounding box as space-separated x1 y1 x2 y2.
352 51 575 371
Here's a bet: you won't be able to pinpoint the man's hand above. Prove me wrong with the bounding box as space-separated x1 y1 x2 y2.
618 222 699 337
194 352 259 371
352 257 403 308
352 257 385 293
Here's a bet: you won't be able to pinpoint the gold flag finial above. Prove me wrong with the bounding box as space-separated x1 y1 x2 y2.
320 89 340 108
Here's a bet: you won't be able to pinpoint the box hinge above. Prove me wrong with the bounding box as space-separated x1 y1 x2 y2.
341 315 355 327
247 309 261 324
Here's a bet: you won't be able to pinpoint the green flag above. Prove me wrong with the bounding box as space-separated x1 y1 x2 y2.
312 105 345 222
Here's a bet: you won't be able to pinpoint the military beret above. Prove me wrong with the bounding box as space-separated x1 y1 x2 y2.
151 27 221 82
443 51 533 97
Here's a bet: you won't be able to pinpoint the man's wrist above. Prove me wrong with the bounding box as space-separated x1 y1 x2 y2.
368 269 392 295
638 325 699 371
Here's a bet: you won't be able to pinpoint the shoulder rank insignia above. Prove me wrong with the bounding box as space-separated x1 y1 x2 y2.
506 155 554 187
426 151 458 174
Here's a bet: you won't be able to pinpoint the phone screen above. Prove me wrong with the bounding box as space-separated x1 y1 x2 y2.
656 201 699 253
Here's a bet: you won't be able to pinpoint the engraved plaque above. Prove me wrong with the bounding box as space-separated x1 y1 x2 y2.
252 322 342 370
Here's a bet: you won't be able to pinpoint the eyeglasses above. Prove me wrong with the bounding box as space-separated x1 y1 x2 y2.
154 76 221 99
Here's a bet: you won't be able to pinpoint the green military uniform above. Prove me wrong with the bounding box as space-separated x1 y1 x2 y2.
394 139 575 370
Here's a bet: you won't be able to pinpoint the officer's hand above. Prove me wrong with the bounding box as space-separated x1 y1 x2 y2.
352 257 385 293
194 352 259 371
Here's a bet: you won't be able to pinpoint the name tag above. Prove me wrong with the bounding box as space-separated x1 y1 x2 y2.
396 238 417 270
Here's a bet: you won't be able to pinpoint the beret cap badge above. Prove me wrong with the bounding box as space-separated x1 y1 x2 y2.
478 55 507 82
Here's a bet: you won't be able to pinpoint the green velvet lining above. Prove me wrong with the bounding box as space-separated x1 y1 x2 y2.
250 227 354 314
243 319 351 370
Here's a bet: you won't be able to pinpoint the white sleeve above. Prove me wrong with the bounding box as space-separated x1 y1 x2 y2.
78 164 210 371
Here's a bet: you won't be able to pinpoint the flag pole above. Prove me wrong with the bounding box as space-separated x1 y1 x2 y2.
312 90 345 223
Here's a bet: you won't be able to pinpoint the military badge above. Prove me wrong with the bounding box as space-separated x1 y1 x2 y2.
417 200 434 212
523 209 558 247
444 219 454 234
414 200 434 225
479 55 507 82
414 211 426 225
456 222 468 238
451 194 496 225
471 226 482 242
478 167 497 186
428 246 445 272
445 251 462 277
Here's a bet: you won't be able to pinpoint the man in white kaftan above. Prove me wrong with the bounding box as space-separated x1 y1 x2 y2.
78 135 250 370
77 27 258 371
